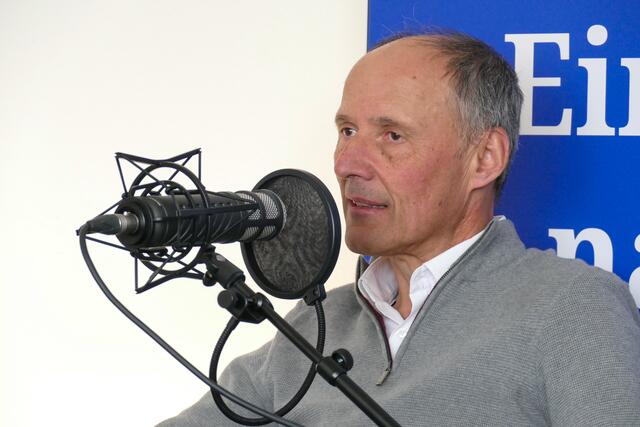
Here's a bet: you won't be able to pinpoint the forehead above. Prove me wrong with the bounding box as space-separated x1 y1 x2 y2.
339 40 455 122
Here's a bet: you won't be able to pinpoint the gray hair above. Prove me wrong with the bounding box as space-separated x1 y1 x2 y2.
374 31 523 194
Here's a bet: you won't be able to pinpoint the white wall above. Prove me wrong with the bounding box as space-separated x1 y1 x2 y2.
0 1 366 425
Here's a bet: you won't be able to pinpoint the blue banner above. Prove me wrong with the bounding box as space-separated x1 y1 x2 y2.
368 0 640 306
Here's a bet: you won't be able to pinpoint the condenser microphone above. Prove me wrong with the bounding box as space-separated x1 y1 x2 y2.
84 190 286 249
82 164 341 300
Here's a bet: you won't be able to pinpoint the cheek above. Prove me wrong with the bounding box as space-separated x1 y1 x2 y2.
380 146 395 162
395 176 434 216
394 166 449 215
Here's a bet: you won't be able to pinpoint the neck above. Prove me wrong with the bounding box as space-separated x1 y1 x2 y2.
387 256 418 319
385 211 493 319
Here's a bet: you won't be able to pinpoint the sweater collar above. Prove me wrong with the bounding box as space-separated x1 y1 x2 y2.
355 216 524 285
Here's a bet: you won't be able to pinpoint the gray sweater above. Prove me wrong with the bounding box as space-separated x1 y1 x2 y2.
159 219 640 426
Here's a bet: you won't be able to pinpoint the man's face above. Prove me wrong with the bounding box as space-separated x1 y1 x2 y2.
334 40 476 260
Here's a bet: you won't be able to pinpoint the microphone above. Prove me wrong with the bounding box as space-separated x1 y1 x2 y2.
81 156 340 299
84 190 286 249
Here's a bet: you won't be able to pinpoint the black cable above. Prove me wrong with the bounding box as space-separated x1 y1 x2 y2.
78 224 302 427
209 301 326 425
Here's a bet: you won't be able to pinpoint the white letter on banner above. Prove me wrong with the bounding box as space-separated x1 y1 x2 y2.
548 228 613 271
620 58 640 136
578 25 614 135
577 58 615 135
505 33 572 135
628 235 640 308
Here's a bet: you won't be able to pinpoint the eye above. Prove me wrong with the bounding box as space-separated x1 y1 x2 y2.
386 131 403 142
340 127 357 137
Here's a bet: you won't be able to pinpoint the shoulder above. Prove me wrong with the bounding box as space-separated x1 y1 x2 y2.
505 249 640 350
465 220 639 330
283 282 361 329
474 219 635 311
517 248 634 307
491 246 638 322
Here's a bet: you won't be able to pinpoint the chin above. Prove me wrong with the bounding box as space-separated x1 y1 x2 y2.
345 232 383 257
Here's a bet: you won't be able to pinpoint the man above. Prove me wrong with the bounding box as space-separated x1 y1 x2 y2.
161 32 640 426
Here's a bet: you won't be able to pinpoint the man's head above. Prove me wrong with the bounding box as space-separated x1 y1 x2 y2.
334 32 522 261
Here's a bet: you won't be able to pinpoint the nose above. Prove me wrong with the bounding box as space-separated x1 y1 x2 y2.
334 134 372 181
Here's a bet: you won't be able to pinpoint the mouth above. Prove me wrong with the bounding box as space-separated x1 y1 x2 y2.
348 197 388 209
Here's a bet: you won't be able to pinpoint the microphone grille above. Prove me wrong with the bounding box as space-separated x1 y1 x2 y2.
236 190 285 241
255 190 283 221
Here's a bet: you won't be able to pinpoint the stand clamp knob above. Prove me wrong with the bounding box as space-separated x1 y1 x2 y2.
332 349 354 371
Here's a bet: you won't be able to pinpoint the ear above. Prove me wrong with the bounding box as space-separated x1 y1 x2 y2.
468 127 510 191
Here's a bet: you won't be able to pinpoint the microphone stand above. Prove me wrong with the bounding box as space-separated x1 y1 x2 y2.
201 246 401 427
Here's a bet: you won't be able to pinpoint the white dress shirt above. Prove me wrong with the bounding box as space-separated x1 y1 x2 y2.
357 226 491 359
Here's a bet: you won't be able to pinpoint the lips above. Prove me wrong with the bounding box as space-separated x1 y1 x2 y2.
348 196 388 209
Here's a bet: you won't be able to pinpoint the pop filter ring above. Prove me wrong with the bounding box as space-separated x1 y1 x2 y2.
240 169 341 300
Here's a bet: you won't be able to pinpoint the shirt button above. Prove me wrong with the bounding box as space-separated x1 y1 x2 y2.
398 329 407 338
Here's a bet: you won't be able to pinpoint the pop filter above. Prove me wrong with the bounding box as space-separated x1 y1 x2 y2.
240 169 341 299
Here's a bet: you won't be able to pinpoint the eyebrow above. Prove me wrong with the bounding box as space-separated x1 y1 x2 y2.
372 116 404 128
334 113 351 125
334 114 408 129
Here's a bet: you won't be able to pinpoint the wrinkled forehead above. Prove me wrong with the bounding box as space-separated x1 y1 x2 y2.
339 39 458 120
349 38 449 84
